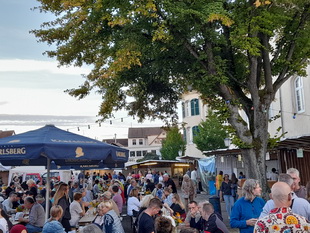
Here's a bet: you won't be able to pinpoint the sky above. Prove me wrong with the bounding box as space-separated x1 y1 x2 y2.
0 0 168 140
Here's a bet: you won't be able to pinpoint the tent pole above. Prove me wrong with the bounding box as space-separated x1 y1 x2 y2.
45 158 51 221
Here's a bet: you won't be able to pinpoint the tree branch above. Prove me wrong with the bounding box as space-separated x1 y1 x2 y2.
218 84 253 145
273 3 310 91
260 33 273 93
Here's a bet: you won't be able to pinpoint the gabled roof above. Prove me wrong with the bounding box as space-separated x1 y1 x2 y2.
128 127 164 139
0 130 15 139
103 138 128 147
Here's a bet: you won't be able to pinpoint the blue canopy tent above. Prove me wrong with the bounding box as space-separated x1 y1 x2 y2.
0 124 129 219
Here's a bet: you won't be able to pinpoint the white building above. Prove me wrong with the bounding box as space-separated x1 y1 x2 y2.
181 91 208 158
126 127 166 165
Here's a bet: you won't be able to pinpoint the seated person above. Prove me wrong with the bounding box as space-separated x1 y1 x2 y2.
200 202 229 233
154 216 173 233
42 205 65 233
18 196 45 233
185 201 203 231
164 193 186 221
2 192 17 215
127 188 140 216
69 192 85 228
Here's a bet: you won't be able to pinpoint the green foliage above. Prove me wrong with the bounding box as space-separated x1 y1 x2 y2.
160 127 186 160
193 110 227 151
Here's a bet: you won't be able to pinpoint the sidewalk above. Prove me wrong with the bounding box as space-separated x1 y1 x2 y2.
194 191 239 233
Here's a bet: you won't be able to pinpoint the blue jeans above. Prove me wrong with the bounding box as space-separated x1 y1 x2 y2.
223 195 234 217
26 224 43 233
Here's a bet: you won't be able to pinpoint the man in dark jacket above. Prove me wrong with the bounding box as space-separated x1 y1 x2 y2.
201 202 229 233
163 174 177 193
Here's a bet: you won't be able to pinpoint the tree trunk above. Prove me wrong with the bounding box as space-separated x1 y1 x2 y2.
240 108 270 199
241 147 269 199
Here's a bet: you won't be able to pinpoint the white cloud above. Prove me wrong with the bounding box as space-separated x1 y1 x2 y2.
0 59 91 75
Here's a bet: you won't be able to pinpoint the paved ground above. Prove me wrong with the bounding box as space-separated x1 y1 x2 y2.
121 190 239 233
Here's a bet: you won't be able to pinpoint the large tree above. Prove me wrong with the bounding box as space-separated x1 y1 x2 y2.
32 0 310 193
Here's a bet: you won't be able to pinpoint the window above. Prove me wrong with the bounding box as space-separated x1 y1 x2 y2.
295 77 305 113
151 150 156 154
187 127 192 143
192 126 199 138
143 151 147 156
185 101 190 117
136 151 142 157
130 151 135 157
182 102 185 118
132 139 136 145
139 139 143 145
190 98 200 116
183 128 187 143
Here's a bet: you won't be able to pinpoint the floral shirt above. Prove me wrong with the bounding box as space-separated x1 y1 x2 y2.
254 207 310 232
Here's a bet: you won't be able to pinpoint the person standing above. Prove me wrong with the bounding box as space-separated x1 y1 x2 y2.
269 168 278 181
220 174 234 218
186 169 191 178
231 173 238 202
191 168 198 193
254 182 310 232
230 179 265 233
215 171 223 197
181 174 196 209
287 168 307 199
137 198 163 233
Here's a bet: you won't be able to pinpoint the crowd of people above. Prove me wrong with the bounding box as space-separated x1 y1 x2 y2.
0 167 309 233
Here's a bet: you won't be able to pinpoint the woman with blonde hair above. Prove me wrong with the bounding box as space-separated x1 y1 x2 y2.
53 183 71 232
181 174 196 209
100 200 125 233
164 193 186 221
42 205 65 233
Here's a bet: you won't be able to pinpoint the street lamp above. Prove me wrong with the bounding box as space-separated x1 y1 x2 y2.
224 138 232 148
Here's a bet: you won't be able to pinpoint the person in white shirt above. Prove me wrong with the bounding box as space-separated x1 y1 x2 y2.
0 203 11 233
69 193 85 228
127 188 140 216
191 168 198 192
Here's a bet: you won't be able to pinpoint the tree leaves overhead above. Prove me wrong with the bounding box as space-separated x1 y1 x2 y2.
32 0 310 127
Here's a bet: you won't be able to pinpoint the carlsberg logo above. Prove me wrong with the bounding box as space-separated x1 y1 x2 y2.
0 147 26 155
